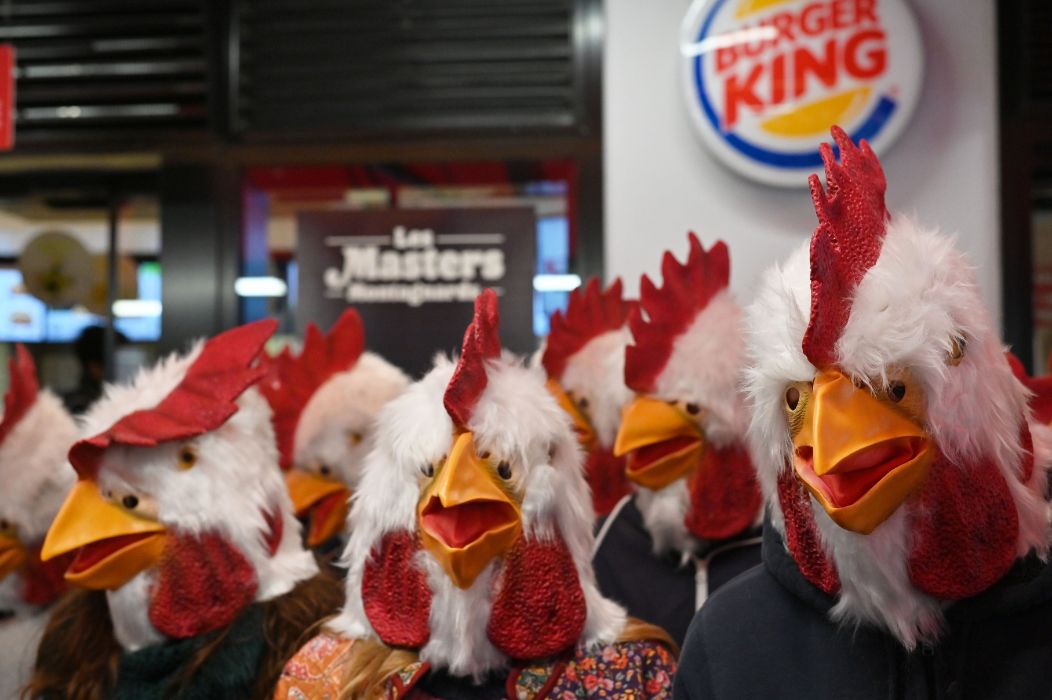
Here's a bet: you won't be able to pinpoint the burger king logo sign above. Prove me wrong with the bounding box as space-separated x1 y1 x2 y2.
681 0 923 187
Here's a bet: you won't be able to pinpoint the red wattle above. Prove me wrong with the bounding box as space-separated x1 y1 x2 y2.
362 531 432 647
148 532 257 639
908 450 1019 600
777 468 840 595
488 535 585 659
685 441 763 541
20 547 70 607
584 447 632 517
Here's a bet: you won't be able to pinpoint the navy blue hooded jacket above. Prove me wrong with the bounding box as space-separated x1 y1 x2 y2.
673 519 1052 700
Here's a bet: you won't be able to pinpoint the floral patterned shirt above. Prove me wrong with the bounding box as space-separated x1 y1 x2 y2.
274 631 675 699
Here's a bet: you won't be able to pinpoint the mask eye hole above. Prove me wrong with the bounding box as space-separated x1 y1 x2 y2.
785 386 800 411
497 461 512 480
947 335 967 366
888 380 907 403
319 464 332 477
109 488 157 520
421 462 435 478
577 397 589 410
348 432 364 446
685 402 701 415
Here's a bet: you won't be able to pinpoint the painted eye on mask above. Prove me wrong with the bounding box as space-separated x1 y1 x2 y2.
104 487 159 521
176 444 197 470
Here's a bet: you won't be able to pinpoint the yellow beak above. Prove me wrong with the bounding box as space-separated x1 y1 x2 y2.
418 432 521 589
285 469 351 547
41 480 167 590
792 369 933 534
614 396 704 490
546 379 597 449
0 532 26 582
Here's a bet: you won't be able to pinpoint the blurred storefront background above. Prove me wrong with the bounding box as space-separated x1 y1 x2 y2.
0 0 1049 395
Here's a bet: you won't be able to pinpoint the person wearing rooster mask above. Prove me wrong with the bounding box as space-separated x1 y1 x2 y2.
592 234 763 646
673 127 1052 699
541 277 636 517
0 346 77 700
261 309 409 557
276 289 677 699
27 320 342 700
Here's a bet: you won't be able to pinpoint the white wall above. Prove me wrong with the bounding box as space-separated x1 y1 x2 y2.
604 0 1000 324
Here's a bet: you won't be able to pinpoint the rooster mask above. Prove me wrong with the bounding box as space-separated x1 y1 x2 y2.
40 320 319 651
0 345 77 619
331 289 627 679
613 234 762 556
261 310 409 548
743 127 1051 648
541 277 636 516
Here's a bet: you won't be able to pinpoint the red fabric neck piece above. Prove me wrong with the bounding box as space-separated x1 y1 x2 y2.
262 505 283 556
907 447 1020 600
584 447 632 517
20 546 70 607
684 441 762 541
777 468 841 596
487 535 586 660
148 532 257 639
362 530 432 648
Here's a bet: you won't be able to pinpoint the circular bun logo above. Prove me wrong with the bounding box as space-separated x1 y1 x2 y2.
681 0 923 187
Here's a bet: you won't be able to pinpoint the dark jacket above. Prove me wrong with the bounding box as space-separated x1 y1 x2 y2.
593 495 762 646
673 519 1052 700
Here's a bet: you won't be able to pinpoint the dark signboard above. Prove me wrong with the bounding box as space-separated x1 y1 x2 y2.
297 207 537 377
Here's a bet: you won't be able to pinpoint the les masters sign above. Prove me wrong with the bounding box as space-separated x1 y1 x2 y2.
297 207 536 376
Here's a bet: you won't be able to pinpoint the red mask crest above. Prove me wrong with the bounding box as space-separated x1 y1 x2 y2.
258 309 366 469
444 289 501 428
624 234 730 393
541 277 635 381
0 344 39 447
802 125 889 368
69 319 278 478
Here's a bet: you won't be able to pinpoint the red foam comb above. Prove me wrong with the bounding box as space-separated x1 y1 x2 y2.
541 277 635 380
444 289 501 428
258 309 366 469
624 234 730 393
69 319 278 478
0 344 39 447
802 125 889 368
1007 352 1052 425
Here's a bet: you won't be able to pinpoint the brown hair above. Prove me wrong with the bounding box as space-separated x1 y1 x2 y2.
23 573 343 700
336 616 677 699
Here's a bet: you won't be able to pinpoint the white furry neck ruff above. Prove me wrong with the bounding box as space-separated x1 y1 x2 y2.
743 215 1051 648
332 355 626 679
